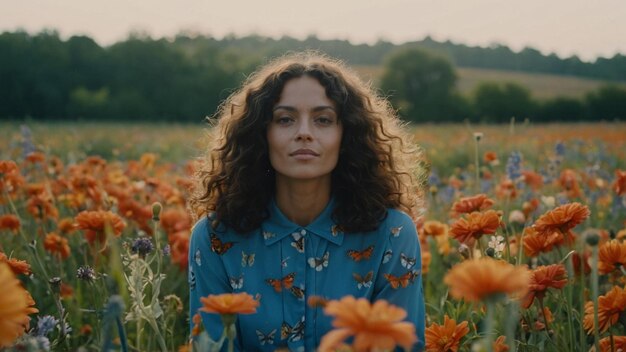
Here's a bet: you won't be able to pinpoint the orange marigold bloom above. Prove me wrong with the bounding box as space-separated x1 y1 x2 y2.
0 214 20 233
450 210 501 245
57 218 77 234
559 169 582 198
0 262 38 347
422 221 448 237
43 233 71 259
483 151 499 166
444 258 530 302
613 170 626 196
452 194 494 215
75 210 126 244
424 315 469 352
598 240 626 275
583 285 626 334
0 252 32 276
79 324 93 336
592 336 626 352
521 264 568 309
522 227 563 258
533 202 590 236
496 179 517 199
26 193 59 221
199 292 259 315
319 296 417 352
0 160 24 194
522 171 544 190
25 152 45 164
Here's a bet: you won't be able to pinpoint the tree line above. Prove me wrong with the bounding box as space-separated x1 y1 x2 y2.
0 30 625 122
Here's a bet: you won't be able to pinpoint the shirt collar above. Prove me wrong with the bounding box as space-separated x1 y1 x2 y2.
261 197 345 246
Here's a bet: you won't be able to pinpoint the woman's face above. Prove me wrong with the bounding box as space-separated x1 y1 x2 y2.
267 75 343 184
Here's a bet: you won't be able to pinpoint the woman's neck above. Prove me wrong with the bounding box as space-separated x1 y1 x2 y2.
274 176 331 226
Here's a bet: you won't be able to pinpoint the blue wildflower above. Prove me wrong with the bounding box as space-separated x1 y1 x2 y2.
506 151 523 181
37 315 58 336
76 265 96 281
555 141 566 157
131 237 154 256
162 244 171 256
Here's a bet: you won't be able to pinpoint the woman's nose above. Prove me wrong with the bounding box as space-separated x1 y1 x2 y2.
295 120 313 141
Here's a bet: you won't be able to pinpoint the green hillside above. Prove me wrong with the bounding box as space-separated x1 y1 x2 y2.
354 65 626 100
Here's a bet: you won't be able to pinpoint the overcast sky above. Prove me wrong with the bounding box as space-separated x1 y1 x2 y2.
2 0 624 61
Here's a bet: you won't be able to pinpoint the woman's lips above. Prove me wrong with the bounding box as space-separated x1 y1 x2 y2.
289 149 319 159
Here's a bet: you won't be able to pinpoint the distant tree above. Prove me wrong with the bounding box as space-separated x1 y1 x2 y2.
473 82 535 123
536 97 586 122
380 48 462 122
585 85 626 120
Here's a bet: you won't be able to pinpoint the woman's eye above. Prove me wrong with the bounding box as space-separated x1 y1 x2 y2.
316 116 334 125
275 116 293 124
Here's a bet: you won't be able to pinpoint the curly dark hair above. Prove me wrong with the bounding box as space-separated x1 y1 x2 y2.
190 51 427 233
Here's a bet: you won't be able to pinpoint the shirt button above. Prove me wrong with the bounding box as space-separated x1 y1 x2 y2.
300 229 307 236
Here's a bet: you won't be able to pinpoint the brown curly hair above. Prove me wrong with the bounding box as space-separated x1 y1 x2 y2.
190 51 427 233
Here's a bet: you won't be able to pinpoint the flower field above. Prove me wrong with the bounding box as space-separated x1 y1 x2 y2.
1 121 626 351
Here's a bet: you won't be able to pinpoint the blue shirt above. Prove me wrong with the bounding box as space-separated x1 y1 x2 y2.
188 198 425 351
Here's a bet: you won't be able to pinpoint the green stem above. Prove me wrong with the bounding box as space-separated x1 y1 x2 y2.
485 300 495 352
591 245 600 352
474 137 480 193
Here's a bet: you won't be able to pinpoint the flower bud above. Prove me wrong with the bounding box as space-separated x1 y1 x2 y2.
585 233 600 246
152 202 162 221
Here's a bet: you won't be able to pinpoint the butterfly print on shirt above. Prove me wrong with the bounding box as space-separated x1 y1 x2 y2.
263 231 276 240
256 329 277 345
353 271 373 290
290 285 305 300
384 270 420 289
266 272 296 292
291 232 305 253
210 234 235 255
281 316 305 342
194 249 202 266
390 226 403 237
241 251 255 267
229 275 243 290
400 253 416 269
346 245 374 262
308 251 329 271
188 265 196 290
382 249 393 264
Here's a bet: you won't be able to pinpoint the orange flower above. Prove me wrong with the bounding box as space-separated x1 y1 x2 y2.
0 252 31 276
0 160 24 194
613 170 626 196
75 210 126 244
60 282 74 299
79 324 93 336
26 193 59 221
0 262 38 347
572 251 591 276
319 296 417 352
25 152 45 164
43 233 70 259
533 202 590 236
452 194 494 215
450 210 501 245
583 285 626 334
493 335 509 352
559 169 582 198
57 218 77 235
424 315 469 352
0 214 20 233
483 151 499 165
422 251 432 274
592 336 626 352
422 221 448 237
598 240 626 274
522 227 563 258
521 171 544 190
199 292 259 315
521 264 568 309
496 179 517 199
444 258 530 302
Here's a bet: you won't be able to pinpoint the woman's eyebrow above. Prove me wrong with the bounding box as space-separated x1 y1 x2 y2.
272 105 336 112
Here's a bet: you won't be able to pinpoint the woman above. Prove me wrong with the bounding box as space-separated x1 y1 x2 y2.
189 51 427 351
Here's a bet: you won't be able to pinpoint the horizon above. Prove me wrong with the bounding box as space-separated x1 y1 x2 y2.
1 0 625 62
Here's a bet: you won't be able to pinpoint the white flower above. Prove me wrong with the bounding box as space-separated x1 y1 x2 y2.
487 235 505 258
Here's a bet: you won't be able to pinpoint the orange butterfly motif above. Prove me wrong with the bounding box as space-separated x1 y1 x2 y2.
384 270 420 289
265 272 296 292
353 271 373 289
346 245 374 262
210 234 235 255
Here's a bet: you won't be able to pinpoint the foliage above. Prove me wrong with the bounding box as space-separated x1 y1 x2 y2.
380 48 466 122
473 82 535 122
